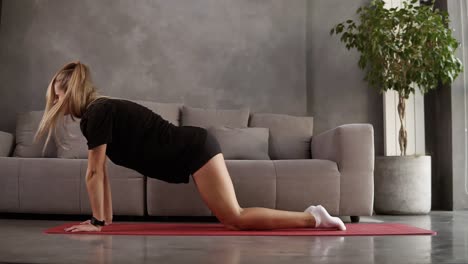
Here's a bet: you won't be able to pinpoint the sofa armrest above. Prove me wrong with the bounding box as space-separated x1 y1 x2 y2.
311 123 374 216
0 131 15 157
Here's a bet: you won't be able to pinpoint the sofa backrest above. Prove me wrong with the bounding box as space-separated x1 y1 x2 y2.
11 100 314 160
181 105 250 128
180 105 313 160
249 113 314 159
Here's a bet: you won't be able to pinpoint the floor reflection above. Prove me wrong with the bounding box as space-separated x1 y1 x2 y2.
1 211 465 264
65 234 113 264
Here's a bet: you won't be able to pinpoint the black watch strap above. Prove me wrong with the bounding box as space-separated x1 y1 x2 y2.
91 216 105 226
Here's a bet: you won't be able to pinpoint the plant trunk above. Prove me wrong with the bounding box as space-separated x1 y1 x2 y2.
397 94 407 156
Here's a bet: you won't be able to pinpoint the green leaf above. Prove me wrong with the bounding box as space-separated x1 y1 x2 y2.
332 0 464 95
337 24 344 34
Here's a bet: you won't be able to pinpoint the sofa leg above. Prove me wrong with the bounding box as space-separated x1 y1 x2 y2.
350 216 360 223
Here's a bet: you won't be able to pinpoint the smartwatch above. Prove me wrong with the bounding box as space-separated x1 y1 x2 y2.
91 216 106 227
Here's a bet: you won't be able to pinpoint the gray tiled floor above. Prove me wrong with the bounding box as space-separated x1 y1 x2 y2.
0 211 467 264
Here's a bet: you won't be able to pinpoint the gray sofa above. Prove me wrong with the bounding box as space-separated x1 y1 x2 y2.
0 99 375 222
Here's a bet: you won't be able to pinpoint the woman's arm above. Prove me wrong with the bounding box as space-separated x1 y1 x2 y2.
65 144 110 232
86 169 105 224
79 151 113 226
103 159 113 224
85 144 108 224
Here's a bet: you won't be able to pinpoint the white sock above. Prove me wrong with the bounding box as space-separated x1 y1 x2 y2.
304 205 347 231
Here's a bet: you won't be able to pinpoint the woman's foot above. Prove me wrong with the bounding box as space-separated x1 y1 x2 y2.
304 205 347 231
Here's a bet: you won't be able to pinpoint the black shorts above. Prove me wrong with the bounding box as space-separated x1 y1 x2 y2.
188 130 222 177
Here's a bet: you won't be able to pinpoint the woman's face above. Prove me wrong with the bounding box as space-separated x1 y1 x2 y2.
53 82 69 115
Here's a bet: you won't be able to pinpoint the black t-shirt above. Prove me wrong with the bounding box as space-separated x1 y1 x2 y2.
79 97 207 183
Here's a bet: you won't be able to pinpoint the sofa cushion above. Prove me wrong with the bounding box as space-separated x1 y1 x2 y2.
0 131 15 157
147 177 211 216
274 159 340 214
0 157 19 211
181 105 250 128
132 100 182 126
207 126 270 160
55 115 88 159
18 158 81 214
219 160 277 210
249 113 313 159
13 110 57 158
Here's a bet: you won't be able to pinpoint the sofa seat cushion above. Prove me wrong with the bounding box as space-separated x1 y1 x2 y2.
17 158 82 214
147 159 277 217
0 157 20 212
220 160 277 211
274 159 340 215
181 105 250 128
147 159 340 216
249 113 313 160
2 157 145 215
147 176 212 216
207 126 270 160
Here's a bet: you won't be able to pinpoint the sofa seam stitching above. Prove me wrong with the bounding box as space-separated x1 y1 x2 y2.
18 158 21 210
273 160 278 210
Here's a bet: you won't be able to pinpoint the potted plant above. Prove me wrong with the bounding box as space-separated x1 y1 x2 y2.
331 0 463 214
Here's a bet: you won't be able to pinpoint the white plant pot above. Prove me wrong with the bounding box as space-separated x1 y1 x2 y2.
374 155 432 215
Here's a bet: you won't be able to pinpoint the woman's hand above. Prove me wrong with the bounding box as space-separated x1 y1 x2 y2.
65 223 102 232
80 219 91 225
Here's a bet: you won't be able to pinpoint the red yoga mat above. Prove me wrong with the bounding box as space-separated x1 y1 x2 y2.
44 222 437 236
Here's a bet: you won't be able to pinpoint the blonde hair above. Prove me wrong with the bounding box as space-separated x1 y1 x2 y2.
34 61 111 156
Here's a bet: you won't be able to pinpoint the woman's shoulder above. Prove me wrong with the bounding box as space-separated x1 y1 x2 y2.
90 96 140 109
83 96 154 120
79 97 115 134
81 97 114 120
88 96 115 107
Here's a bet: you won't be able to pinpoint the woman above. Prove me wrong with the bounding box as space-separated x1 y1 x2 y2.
35 61 346 232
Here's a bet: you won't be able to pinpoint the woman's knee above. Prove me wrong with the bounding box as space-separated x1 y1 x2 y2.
220 208 246 230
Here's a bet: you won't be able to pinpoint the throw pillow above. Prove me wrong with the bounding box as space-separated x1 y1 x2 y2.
55 115 88 159
207 126 270 160
13 110 57 158
249 113 313 159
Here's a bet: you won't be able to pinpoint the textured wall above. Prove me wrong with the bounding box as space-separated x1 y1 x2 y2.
0 0 383 158
306 0 384 155
0 0 306 132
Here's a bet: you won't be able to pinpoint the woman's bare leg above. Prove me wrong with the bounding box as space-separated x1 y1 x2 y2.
192 153 317 231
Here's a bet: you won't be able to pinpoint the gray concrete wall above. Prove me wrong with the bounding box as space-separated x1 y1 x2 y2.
0 0 383 155
306 0 384 155
0 0 307 132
